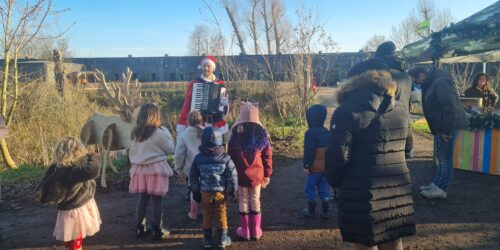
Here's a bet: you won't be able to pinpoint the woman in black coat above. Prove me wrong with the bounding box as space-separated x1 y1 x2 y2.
326 59 416 249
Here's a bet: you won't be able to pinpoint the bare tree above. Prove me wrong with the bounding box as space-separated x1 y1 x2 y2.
187 25 210 56
270 0 285 54
222 0 246 55
244 0 260 54
391 0 455 49
362 35 386 52
261 0 272 54
449 63 477 94
0 0 57 169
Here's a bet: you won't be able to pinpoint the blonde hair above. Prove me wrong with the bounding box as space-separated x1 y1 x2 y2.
53 136 88 167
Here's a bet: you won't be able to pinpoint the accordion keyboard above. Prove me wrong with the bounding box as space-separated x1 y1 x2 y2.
191 83 205 111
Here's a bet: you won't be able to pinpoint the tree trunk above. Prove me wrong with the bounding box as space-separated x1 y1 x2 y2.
224 6 246 55
250 0 259 55
6 50 19 126
270 0 281 54
0 139 16 169
262 0 272 54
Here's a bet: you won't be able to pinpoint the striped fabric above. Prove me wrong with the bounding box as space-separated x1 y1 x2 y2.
453 128 500 176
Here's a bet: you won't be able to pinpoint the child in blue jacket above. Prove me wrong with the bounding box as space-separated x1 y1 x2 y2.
302 104 332 219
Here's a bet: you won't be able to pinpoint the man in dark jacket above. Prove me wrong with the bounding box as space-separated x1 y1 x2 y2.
408 67 468 199
374 41 413 158
326 58 415 248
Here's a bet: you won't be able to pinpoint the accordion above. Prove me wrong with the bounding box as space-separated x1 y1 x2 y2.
191 81 226 123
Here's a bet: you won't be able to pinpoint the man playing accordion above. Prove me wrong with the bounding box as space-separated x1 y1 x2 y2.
176 55 229 136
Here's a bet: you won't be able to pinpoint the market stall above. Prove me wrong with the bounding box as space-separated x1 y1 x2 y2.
402 1 500 176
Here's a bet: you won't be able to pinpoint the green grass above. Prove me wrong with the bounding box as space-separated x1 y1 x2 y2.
411 119 431 134
0 165 47 185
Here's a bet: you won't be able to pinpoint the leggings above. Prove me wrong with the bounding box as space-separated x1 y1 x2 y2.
238 185 261 213
137 193 163 226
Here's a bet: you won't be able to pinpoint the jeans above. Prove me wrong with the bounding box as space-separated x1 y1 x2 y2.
305 172 331 202
433 131 457 191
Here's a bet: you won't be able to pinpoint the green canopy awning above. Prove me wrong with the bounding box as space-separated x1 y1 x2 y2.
402 1 500 63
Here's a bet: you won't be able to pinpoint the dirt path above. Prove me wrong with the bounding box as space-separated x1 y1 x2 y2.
1 88 500 249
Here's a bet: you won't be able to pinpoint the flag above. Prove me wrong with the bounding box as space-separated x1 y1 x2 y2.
416 19 430 33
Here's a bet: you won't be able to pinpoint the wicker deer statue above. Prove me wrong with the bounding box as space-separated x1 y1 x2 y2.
80 67 142 187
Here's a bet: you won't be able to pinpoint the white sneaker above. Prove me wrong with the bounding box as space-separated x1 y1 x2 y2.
419 183 438 191
420 186 447 199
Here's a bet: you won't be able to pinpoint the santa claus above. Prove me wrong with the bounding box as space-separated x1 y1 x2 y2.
176 55 229 136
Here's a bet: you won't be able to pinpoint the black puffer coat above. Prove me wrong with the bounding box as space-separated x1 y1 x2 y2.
326 70 416 246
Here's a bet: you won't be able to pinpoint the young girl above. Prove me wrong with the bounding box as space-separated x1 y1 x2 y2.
129 103 175 240
174 110 204 220
34 137 102 250
228 102 272 241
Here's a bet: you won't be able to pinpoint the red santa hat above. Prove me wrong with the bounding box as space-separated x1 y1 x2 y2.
197 55 216 70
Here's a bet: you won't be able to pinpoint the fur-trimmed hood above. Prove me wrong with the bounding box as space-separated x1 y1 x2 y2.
337 70 397 112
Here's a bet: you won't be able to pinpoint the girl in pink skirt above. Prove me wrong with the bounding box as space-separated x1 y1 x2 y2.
129 103 175 240
34 137 102 250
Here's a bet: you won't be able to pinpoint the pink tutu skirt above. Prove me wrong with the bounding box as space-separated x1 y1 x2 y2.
129 160 174 196
53 198 101 242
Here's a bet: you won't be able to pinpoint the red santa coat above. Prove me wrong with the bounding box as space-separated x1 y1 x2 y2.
177 77 227 129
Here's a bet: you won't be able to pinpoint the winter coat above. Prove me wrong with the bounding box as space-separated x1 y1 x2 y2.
391 70 411 113
189 147 238 193
174 126 202 176
422 69 468 135
325 70 416 246
129 126 175 165
304 105 329 172
463 86 498 107
228 123 272 187
34 162 100 210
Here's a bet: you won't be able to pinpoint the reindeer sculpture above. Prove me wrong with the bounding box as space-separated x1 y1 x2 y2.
80 68 142 187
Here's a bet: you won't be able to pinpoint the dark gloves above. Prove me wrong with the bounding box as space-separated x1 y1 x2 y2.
192 191 202 203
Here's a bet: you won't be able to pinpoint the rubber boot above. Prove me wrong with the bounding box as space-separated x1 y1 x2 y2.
321 201 330 219
218 228 232 248
236 212 250 240
202 228 212 249
249 211 262 240
301 201 316 218
151 225 170 240
188 201 198 220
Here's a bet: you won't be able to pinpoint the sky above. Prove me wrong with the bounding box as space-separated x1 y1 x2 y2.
53 0 498 57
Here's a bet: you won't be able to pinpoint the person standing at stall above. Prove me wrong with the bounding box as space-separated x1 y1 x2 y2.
408 67 468 199
463 73 498 108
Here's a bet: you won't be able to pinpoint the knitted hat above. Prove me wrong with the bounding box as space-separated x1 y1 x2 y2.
201 126 223 147
234 102 261 126
197 55 216 70
374 41 396 58
347 58 389 78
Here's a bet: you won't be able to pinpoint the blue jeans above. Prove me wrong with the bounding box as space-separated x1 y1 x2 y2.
433 131 457 191
305 172 331 202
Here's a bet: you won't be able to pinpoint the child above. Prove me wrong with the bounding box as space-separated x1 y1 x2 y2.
34 137 102 250
190 127 238 249
302 104 331 219
174 110 204 220
228 102 272 241
129 103 175 240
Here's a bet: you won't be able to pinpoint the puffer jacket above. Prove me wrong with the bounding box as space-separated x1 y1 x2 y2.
189 147 238 193
34 161 100 210
422 69 468 135
325 70 416 246
303 104 329 171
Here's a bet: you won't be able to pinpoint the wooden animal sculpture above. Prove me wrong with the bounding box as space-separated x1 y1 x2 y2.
80 67 142 187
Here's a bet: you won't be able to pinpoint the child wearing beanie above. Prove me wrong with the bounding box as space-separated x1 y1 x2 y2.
228 102 273 241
